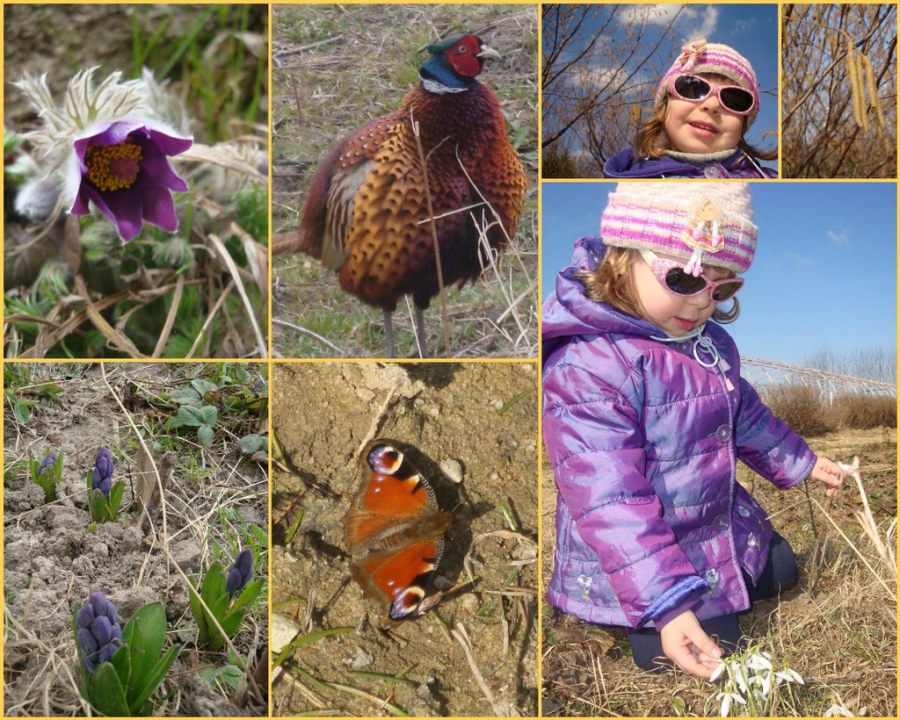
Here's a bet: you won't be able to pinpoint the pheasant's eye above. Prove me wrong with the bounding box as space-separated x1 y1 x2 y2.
457 45 467 53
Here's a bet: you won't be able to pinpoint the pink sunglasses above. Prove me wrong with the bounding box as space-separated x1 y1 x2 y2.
639 249 743 303
668 74 756 116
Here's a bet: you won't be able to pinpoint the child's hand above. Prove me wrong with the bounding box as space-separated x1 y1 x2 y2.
807 456 844 498
659 610 724 680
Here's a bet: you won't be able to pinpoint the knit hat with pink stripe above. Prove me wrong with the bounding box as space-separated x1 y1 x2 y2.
656 39 760 127
600 181 757 274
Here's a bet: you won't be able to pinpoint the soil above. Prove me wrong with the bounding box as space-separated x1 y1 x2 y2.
271 361 539 716
3 363 268 717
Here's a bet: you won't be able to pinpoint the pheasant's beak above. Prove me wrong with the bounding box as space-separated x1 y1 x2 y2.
477 44 502 61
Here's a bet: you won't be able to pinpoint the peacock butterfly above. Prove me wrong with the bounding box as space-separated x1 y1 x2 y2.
342 440 452 626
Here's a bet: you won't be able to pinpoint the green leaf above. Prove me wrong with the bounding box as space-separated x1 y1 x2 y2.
170 388 202 406
237 434 267 454
191 378 218 397
177 405 206 427
228 579 263 615
88 661 131 717
122 602 168 699
89 489 110 523
188 585 210 645
198 405 217 426
127 643 180 716
219 607 245 638
197 424 214 448
110 641 133 692
199 563 225 606
14 400 30 423
109 481 126 519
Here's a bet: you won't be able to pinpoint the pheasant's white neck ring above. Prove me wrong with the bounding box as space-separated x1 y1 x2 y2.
422 78 468 95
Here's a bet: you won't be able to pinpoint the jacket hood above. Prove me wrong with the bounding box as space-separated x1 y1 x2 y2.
543 237 662 360
603 147 776 179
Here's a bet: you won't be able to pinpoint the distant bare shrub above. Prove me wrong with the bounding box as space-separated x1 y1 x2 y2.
762 384 837 437
832 393 897 430
761 383 896 437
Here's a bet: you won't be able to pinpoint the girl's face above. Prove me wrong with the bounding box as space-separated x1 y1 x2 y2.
663 73 745 153
632 251 730 336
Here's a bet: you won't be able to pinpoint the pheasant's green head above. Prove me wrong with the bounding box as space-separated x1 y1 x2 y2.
419 34 501 92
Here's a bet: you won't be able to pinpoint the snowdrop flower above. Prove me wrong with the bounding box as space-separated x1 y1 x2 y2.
13 67 192 242
776 667 804 685
716 689 746 717
824 704 855 717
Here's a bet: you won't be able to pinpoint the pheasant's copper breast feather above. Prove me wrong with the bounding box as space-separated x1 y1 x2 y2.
296 71 526 314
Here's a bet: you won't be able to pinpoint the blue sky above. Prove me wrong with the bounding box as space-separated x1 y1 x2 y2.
544 4 779 153
541 182 897 367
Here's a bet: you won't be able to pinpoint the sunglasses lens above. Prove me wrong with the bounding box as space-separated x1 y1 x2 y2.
665 268 706 296
673 75 710 100
720 87 754 113
711 281 742 302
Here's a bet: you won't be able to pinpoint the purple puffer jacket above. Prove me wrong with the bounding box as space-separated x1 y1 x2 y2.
604 147 777 179
543 237 815 630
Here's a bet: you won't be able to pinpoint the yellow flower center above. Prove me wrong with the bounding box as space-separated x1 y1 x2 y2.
85 139 143 192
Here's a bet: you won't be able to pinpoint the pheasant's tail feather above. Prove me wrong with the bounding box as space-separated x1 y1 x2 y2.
272 231 303 256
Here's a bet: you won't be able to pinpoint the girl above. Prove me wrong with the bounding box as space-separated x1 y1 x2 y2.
604 40 777 178
542 182 843 679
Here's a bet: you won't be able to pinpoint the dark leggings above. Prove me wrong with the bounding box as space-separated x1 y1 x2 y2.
627 532 798 672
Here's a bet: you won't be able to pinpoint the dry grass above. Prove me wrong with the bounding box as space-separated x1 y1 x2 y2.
271 4 538 358
542 424 897 717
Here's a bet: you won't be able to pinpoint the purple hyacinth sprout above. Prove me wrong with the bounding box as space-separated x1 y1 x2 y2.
38 451 59 475
66 117 192 242
225 549 254 596
92 446 114 498
76 591 123 673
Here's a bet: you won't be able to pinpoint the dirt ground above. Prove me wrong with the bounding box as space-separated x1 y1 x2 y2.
3 363 268 716
271 361 538 716
541 426 897 717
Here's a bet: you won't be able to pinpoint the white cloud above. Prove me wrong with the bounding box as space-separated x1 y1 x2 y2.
681 6 720 41
618 4 682 26
618 4 720 39
790 253 815 267
567 64 629 92
827 227 851 246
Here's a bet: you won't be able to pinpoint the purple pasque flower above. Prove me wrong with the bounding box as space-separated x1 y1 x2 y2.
75 591 123 673
92 446 114 498
225 549 254 596
38 450 59 475
66 117 192 242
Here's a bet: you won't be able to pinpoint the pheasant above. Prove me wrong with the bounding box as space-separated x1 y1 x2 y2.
274 34 527 357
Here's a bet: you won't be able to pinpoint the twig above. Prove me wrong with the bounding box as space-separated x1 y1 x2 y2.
410 108 451 357
207 232 267 357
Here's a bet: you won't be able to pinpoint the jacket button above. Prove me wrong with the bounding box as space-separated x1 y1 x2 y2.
704 165 722 178
715 425 732 442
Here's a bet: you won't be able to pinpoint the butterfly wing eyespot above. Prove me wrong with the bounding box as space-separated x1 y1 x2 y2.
342 439 452 625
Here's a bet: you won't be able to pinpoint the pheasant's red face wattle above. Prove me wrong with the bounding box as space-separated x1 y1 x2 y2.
446 35 485 78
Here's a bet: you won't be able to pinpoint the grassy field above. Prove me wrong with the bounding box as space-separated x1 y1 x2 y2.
541 424 897 717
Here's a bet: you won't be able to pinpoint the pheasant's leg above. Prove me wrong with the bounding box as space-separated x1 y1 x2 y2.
412 305 430 358
383 309 396 358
